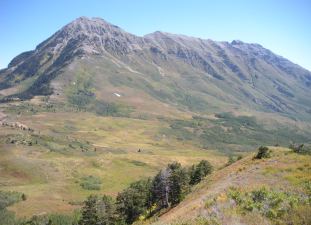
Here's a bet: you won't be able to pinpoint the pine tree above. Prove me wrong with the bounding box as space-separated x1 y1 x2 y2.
151 168 171 209
79 194 116 225
79 195 99 225
97 195 116 225
116 179 151 224
189 160 212 185
151 162 190 208
168 162 189 205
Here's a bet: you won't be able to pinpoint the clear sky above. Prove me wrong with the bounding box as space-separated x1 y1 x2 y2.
1 0 311 70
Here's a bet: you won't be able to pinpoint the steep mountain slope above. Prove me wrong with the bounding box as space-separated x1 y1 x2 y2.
150 147 311 225
0 17 311 120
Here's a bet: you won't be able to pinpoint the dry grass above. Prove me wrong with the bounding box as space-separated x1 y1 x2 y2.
0 110 226 218
153 147 311 225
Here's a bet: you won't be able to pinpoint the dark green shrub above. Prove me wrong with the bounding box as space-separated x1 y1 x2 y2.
21 193 27 201
254 146 271 159
251 187 269 202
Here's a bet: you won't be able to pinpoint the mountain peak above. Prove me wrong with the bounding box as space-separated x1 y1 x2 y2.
1 16 311 116
60 16 122 38
66 16 117 29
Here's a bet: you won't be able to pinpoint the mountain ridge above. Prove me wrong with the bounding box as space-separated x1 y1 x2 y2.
1 16 311 119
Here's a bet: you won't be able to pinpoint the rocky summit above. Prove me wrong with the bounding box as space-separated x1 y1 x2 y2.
1 16 311 119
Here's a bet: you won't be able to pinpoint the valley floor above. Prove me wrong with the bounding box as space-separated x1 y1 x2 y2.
0 109 226 218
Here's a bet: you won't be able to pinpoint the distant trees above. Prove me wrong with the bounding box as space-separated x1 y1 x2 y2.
79 195 116 225
79 160 213 224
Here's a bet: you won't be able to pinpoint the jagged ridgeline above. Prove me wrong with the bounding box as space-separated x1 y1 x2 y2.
0 17 311 120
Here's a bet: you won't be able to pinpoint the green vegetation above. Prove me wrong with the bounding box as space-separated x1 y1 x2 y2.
80 176 102 190
151 162 190 209
66 70 95 108
65 70 132 117
225 154 243 166
79 195 115 225
254 146 271 159
0 191 24 210
0 132 94 154
189 160 213 185
0 190 79 225
0 191 25 225
162 113 311 152
77 160 213 224
116 179 152 224
227 186 310 223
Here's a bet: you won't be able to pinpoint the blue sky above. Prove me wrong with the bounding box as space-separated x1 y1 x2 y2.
1 0 311 70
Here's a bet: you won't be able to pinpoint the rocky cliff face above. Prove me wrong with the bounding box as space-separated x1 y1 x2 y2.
1 17 311 118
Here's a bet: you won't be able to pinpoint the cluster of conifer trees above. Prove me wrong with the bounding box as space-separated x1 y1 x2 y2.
79 160 213 225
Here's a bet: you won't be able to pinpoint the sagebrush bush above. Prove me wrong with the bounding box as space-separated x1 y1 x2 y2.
227 186 307 222
80 175 102 190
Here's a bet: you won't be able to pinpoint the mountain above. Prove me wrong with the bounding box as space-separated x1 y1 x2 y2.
1 17 311 223
1 16 311 119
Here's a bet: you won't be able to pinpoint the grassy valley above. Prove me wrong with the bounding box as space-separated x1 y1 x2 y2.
0 15 310 225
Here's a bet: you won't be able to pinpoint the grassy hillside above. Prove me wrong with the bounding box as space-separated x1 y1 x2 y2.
0 104 227 218
150 147 311 225
0 97 310 221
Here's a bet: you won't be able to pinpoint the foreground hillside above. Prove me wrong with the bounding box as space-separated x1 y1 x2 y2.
150 147 311 225
0 16 310 225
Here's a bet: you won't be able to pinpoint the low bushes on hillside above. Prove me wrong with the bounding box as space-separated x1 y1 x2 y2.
80 175 102 190
227 186 311 223
0 191 24 210
0 191 26 225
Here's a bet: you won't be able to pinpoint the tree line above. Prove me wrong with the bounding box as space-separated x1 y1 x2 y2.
79 160 213 225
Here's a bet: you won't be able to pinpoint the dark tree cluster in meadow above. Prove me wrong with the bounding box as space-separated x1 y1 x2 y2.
79 160 213 225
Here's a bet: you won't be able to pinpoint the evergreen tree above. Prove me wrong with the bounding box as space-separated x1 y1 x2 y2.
79 195 98 225
151 162 189 208
189 160 213 185
116 179 151 224
79 194 116 225
151 168 171 209
168 163 189 205
97 195 117 225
